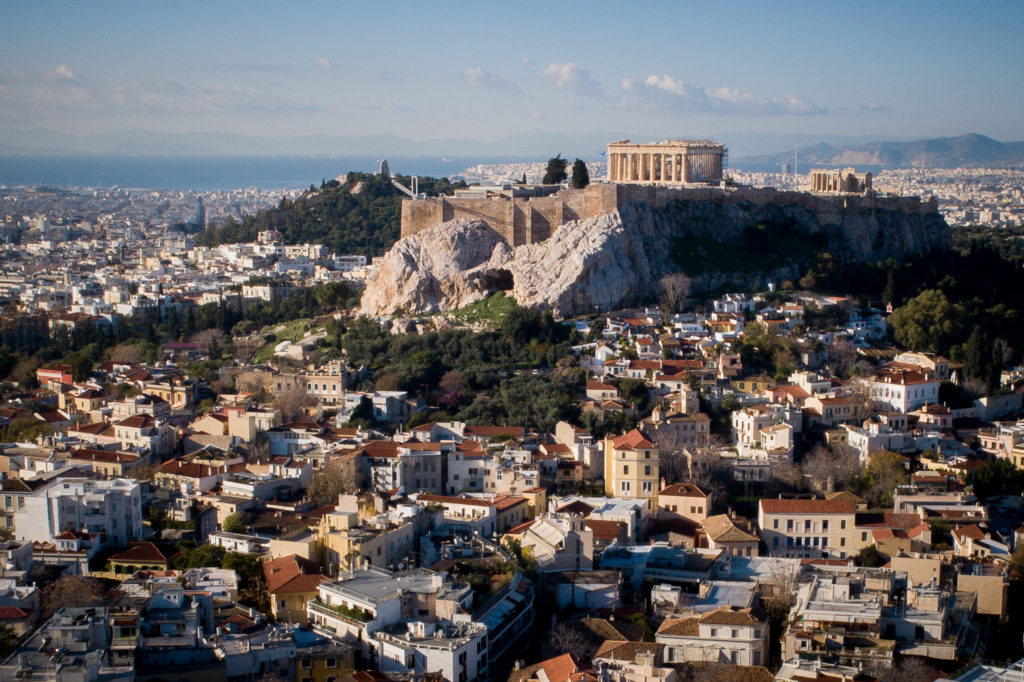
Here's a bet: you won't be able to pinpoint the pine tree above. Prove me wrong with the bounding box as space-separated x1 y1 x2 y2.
989 340 1004 392
882 268 896 306
571 159 590 189
542 155 568 185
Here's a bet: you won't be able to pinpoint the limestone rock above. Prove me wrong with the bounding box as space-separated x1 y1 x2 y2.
359 218 507 317
507 211 653 316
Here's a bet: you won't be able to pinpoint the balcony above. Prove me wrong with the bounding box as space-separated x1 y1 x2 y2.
308 599 373 626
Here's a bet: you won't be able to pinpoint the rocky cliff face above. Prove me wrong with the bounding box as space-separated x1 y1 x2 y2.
358 219 511 316
359 193 950 318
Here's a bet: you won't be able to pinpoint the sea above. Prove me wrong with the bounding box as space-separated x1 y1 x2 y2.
0 154 883 191
0 154 546 191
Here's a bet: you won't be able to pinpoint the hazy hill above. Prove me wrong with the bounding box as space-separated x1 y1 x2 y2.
740 133 1024 169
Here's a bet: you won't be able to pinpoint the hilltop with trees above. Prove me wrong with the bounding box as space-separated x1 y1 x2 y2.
197 172 466 257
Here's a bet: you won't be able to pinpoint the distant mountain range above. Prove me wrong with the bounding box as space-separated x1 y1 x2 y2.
0 128 1021 168
738 133 1024 169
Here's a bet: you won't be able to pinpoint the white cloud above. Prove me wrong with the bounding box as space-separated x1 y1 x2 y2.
861 101 893 113
630 73 827 116
314 57 334 70
464 67 523 95
54 64 79 81
0 66 325 124
538 62 602 100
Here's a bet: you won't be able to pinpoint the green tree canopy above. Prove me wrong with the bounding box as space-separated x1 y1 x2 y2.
974 459 1024 500
889 289 967 356
543 155 568 185
222 512 251 534
571 159 590 189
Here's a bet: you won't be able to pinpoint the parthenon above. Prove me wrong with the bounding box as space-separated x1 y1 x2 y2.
606 139 727 184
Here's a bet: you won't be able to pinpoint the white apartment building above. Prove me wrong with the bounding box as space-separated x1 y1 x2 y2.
862 370 939 413
14 477 143 548
731 405 774 446
375 620 488 682
657 607 769 667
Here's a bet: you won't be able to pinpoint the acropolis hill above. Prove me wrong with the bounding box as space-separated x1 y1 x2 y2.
399 181 940 248
365 140 950 318
400 139 937 248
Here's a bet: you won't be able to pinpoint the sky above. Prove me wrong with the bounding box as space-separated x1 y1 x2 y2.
1 0 1022 151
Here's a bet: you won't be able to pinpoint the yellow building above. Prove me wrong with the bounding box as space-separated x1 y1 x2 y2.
730 375 776 394
757 498 858 559
264 554 326 623
318 511 415 574
603 429 659 501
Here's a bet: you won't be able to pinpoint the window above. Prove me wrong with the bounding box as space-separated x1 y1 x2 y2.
623 465 630 475
710 628 718 637
732 629 738 637
773 520 779 529
841 520 847 529
861 532 868 541
644 465 651 475
326 657 337 668
300 658 312 669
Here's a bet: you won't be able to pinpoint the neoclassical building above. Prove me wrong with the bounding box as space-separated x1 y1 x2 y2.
606 139 727 184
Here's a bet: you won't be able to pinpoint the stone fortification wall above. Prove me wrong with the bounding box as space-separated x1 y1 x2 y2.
400 183 938 247
400 184 619 245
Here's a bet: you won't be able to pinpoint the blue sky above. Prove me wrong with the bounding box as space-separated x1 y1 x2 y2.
1 1 1022 147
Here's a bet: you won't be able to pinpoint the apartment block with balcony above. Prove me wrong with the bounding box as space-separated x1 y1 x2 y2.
758 498 857 559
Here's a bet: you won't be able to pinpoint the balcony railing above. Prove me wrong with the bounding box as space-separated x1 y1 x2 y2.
308 599 372 626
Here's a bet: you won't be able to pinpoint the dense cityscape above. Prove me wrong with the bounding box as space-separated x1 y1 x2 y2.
2 4 1024 682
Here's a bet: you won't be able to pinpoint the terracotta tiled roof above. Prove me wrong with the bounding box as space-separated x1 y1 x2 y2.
586 381 617 391
657 616 699 636
116 414 155 429
698 606 764 626
825 491 867 504
659 482 707 498
760 499 855 514
855 513 922 530
70 448 139 464
359 440 401 459
555 500 594 516
263 554 325 594
609 428 654 450
952 524 986 541
0 606 30 619
584 519 624 542
110 542 180 564
703 514 758 543
593 640 658 661
536 653 589 682
506 519 535 535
